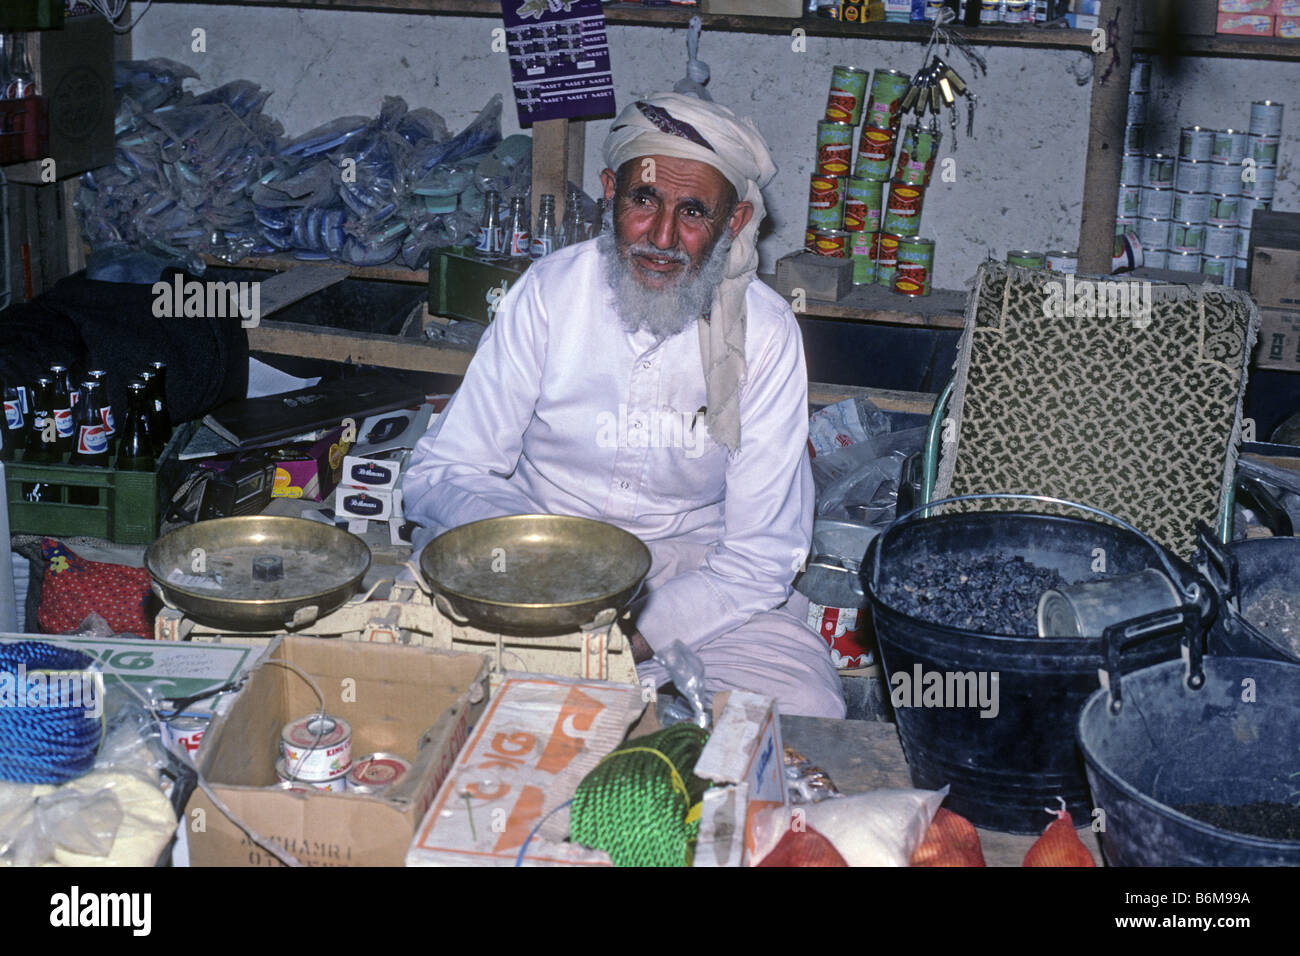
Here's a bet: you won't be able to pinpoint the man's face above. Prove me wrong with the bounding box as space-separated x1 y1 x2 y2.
600 155 753 292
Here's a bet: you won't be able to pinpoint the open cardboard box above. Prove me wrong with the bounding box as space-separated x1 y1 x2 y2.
186 635 489 866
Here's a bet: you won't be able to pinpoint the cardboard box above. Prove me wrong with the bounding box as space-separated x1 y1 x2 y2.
186 636 489 867
1248 211 1300 310
702 0 802 14
340 454 400 492
1253 308 1300 371
1218 0 1273 12
1276 13 1300 35
335 486 397 521
1217 11 1274 31
268 425 352 501
774 251 855 303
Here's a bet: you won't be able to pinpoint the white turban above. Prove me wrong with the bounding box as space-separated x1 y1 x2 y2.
603 92 778 453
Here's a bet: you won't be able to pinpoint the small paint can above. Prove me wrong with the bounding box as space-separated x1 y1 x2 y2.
1123 123 1145 152
1207 160 1242 196
1242 164 1277 201
275 757 349 792
1143 152 1175 188
1135 216 1170 255
1037 569 1181 639
882 180 925 236
165 717 208 759
807 173 845 230
1045 250 1078 274
1121 151 1147 184
1118 183 1142 218
1248 133 1280 166
854 126 897 181
874 232 901 287
843 176 878 232
1179 125 1215 162
812 228 850 258
1126 91 1149 127
864 69 911 130
1170 190 1209 224
1006 250 1046 269
979 0 1001 24
1001 0 1033 23
896 122 941 186
1206 194 1240 225
281 713 352 782
1249 100 1284 138
816 121 855 178
1201 255 1235 286
1170 221 1206 255
1138 185 1174 219
347 753 413 795
1143 248 1168 270
1211 128 1248 164
825 65 870 125
1165 249 1202 273
893 235 935 297
1202 222 1237 259
1175 158 1211 194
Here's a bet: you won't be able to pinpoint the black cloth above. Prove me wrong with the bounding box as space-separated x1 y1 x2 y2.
0 268 248 423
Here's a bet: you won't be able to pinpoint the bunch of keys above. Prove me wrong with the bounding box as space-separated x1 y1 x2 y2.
899 56 978 143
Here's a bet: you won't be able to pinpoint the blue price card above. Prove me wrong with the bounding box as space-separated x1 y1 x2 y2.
499 0 617 126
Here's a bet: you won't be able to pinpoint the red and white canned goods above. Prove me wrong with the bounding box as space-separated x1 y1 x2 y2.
1124 124 1145 152
1207 194 1239 225
275 757 349 792
1144 249 1168 270
893 236 935 297
1118 184 1142 218
1129 55 1151 93
882 181 925 236
165 717 208 758
1171 190 1210 224
863 69 910 131
1139 186 1174 220
808 173 845 230
347 753 412 795
1201 255 1235 286
1249 100 1284 138
816 121 855 178
1237 195 1270 229
1175 158 1211 194
1242 164 1277 201
1249 133 1280 166
808 602 871 670
824 65 870 125
1144 153 1175 187
1171 221 1206 255
1166 250 1202 273
1202 222 1237 259
1179 126 1215 162
281 713 352 782
811 228 851 258
1236 223 1252 259
854 126 897 181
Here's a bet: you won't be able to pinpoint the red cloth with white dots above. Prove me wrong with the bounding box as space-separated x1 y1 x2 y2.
37 538 153 638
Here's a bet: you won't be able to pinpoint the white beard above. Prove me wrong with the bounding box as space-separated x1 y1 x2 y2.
598 210 732 341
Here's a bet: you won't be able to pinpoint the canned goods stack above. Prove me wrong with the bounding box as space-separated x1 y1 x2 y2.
1116 55 1151 259
278 713 353 792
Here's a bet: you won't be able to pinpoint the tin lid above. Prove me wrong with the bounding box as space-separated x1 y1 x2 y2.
896 235 934 245
814 229 851 237
1008 250 1045 257
1171 188 1206 195
348 753 412 788
1144 185 1173 192
833 65 869 74
818 120 855 127
874 68 910 78
1182 124 1209 133
283 713 350 749
1177 157 1204 165
1044 250 1076 257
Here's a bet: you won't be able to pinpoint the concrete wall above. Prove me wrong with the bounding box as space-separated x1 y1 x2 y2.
131 5 1295 290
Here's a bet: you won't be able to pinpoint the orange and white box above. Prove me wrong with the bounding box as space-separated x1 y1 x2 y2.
1216 11 1274 31
1276 13 1300 34
405 675 645 867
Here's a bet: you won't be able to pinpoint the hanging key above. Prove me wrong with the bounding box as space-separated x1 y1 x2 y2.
965 90 978 139
929 83 941 117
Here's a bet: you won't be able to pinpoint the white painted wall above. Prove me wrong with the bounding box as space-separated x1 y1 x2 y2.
131 5 1295 289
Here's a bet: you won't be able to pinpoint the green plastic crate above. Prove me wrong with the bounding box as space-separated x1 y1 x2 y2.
428 248 529 325
4 421 194 545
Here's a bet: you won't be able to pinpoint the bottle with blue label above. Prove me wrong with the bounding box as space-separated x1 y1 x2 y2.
476 190 505 260
70 380 110 468
1 378 24 461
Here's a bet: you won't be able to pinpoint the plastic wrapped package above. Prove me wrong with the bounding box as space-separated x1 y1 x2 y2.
651 640 713 731
815 426 927 525
113 58 198 114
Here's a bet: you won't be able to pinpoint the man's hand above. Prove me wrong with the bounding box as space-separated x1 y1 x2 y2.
626 627 654 664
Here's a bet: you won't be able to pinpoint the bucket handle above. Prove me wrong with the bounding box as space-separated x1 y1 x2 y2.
1100 605 1206 714
875 493 1198 605
1195 520 1240 613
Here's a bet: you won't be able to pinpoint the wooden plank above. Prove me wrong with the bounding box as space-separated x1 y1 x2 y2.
61 179 84 275
203 253 430 285
765 275 967 329
808 382 936 416
566 118 586 187
1076 0 1136 275
256 263 350 316
531 118 569 228
246 321 473 374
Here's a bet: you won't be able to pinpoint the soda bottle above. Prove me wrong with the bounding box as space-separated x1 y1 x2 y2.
530 194 558 259
5 33 35 100
1 376 24 462
48 364 75 454
560 192 584 246
506 196 530 260
137 368 171 456
87 369 115 451
476 190 504 260
70 381 110 467
23 377 60 501
115 381 155 472
147 361 172 449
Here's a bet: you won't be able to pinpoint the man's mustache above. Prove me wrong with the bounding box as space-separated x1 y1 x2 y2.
624 242 690 265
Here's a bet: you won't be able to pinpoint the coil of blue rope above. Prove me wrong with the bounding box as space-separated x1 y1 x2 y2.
0 642 103 784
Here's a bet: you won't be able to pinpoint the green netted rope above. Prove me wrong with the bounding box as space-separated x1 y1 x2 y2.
569 722 711 867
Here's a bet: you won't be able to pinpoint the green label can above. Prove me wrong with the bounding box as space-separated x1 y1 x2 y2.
874 232 900 287
1207 193 1239 225
882 180 925 236
894 236 935 297
812 228 850 258
864 69 911 131
816 121 855 178
807 173 845 230
896 122 941 186
843 176 883 233
852 234 877 285
1171 221 1205 254
1006 250 1046 268
854 126 897 181
825 65 870 125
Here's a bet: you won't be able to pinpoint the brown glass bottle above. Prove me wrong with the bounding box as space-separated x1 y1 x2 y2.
138 368 171 457
22 377 61 501
115 381 155 472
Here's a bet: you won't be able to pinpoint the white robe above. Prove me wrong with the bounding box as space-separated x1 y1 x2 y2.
402 239 845 718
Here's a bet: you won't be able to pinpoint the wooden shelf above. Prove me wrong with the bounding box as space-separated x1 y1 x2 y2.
247 319 474 373
763 276 966 329
1135 31 1300 61
203 253 429 285
153 0 1094 49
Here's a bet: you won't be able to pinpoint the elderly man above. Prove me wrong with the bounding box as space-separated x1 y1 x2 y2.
403 92 846 719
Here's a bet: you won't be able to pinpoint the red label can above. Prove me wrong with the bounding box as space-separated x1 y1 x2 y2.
816 121 855 178
808 602 872 669
812 229 850 258
854 126 897 181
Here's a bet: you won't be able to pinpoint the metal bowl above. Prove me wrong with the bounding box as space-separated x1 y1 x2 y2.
145 516 371 632
419 514 652 634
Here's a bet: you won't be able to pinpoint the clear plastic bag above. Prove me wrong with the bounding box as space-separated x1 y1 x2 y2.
652 640 713 731
815 426 926 526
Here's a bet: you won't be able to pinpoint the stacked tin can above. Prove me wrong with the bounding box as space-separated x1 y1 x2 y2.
1117 55 1150 265
808 65 871 261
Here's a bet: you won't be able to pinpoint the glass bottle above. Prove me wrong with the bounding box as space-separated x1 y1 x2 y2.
147 361 172 450
560 192 584 247
530 194 558 259
115 381 155 472
6 33 35 100
70 380 110 468
591 197 608 238
506 196 530 260
137 368 171 456
476 189 504 260
48 364 75 454
87 368 115 451
1 376 24 461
